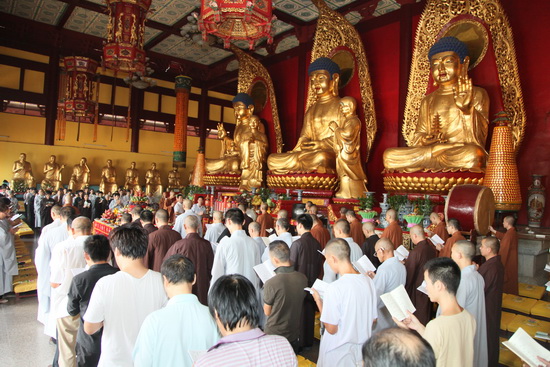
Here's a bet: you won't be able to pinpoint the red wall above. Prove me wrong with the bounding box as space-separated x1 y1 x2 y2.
267 0 550 227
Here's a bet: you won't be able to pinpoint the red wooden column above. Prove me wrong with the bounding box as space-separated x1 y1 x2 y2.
173 75 192 168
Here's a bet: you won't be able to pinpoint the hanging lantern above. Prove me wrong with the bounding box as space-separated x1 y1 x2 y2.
103 0 151 73
197 0 275 49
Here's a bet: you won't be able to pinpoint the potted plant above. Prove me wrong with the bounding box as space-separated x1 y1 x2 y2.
358 195 377 222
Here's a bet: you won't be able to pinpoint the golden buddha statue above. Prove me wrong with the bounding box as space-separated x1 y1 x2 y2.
99 159 118 194
383 37 489 173
145 162 163 195
330 97 367 198
124 162 141 191
69 157 90 191
12 153 35 189
267 58 342 174
205 93 268 190
167 166 182 190
41 155 64 191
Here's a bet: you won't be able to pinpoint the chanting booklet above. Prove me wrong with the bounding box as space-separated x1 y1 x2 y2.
503 328 550 367
253 260 276 284
305 279 329 298
430 234 445 246
380 284 416 321
353 255 376 274
394 246 410 261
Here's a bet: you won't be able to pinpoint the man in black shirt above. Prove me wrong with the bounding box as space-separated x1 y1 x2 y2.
67 235 118 367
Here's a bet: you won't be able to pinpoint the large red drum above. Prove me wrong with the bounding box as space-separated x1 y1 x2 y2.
445 185 495 235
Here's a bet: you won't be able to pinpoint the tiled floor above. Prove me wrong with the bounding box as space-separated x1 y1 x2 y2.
0 296 56 367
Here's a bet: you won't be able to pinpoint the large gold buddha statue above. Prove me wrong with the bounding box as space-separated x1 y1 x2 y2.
42 155 64 191
205 93 268 190
383 37 489 173
12 153 35 189
268 57 342 174
99 159 118 194
69 157 90 191
145 162 163 195
124 162 141 191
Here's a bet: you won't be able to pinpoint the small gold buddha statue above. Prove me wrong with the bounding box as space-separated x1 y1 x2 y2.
330 97 367 198
124 162 141 191
167 166 182 190
383 37 489 173
268 57 343 174
12 153 35 189
69 157 91 191
145 162 163 195
99 159 118 194
240 114 268 190
41 155 64 191
205 123 241 175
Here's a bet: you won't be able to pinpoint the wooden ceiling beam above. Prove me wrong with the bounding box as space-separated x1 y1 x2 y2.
56 3 76 30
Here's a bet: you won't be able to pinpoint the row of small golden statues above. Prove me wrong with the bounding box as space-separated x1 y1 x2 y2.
11 154 183 195
204 36 488 197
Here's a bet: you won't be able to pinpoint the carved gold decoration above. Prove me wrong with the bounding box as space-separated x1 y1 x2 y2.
309 0 377 161
267 173 339 191
232 46 283 153
383 173 484 195
203 174 241 187
403 0 525 153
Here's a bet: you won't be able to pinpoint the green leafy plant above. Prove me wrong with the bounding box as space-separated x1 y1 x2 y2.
412 197 433 216
387 194 408 213
183 185 207 200
257 187 275 203
358 195 377 210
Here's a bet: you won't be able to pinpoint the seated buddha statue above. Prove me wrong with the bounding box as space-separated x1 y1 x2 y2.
99 159 118 194
124 162 141 191
69 157 90 191
267 57 341 174
42 155 64 191
145 162 163 195
12 153 35 189
205 123 241 175
167 166 182 190
383 37 489 173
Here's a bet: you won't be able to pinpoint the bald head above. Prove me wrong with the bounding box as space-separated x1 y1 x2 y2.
309 205 318 215
155 209 169 224
429 212 440 224
325 238 351 262
376 237 395 251
452 240 475 260
386 209 397 221
482 237 500 255
71 216 92 235
212 210 223 222
184 214 200 231
183 199 193 210
334 219 351 237
277 209 288 219
362 221 375 234
409 225 426 243
504 216 516 228
249 221 261 235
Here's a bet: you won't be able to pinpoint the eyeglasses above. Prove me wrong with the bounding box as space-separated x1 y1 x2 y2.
373 248 385 258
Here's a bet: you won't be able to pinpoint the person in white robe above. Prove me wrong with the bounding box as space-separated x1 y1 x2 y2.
312 238 377 367
263 218 293 261
323 220 362 283
203 211 226 253
173 199 202 237
34 190 44 228
366 238 406 332
210 208 260 291
0 199 18 302
447 240 488 367
40 205 63 236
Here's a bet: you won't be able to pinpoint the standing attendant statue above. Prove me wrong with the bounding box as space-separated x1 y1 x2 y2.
145 163 163 195
99 159 118 194
69 157 91 191
167 167 182 190
124 162 141 191
42 155 64 191
12 153 35 190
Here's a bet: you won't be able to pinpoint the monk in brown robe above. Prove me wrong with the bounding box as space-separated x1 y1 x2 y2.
256 203 274 237
163 191 177 223
143 209 182 271
489 216 518 295
310 214 330 249
478 237 505 367
405 225 437 325
346 211 365 246
290 214 323 348
427 212 448 245
361 222 381 269
164 215 214 305
381 209 403 248
438 218 465 258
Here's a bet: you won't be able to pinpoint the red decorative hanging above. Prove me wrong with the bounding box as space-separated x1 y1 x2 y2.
197 0 275 49
61 56 99 121
103 0 151 73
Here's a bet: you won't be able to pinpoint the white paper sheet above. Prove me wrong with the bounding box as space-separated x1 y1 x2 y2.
353 255 376 274
395 245 410 261
502 328 550 367
380 284 416 321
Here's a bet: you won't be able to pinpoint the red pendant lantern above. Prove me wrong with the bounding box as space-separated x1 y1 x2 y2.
61 56 99 120
103 0 151 73
197 0 275 49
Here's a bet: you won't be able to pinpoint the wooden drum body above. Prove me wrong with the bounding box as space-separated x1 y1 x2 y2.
445 184 495 235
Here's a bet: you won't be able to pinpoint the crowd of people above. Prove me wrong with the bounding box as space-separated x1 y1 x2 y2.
0 182 540 367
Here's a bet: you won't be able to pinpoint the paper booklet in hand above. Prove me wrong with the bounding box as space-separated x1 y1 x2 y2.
394 246 409 261
417 281 428 295
502 327 550 367
305 279 329 298
430 234 445 246
253 260 276 284
380 284 416 321
353 255 376 274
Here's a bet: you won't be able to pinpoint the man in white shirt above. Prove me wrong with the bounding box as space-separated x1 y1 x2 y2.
312 238 378 366
84 226 167 367
249 221 266 261
35 206 75 331
109 193 124 211
191 196 206 216
203 210 226 253
450 240 488 367
264 218 293 261
41 205 63 235
49 216 92 367
133 254 219 367
173 194 184 217
323 219 362 283
366 238 406 332
173 199 202 237
210 208 260 290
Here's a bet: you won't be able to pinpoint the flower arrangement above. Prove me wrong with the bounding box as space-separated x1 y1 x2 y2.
101 209 118 221
130 190 148 205
12 180 27 194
